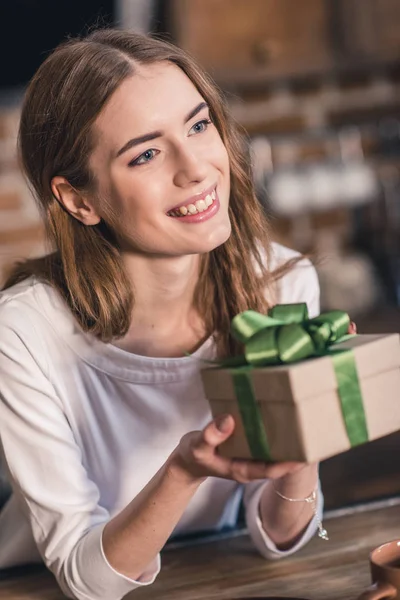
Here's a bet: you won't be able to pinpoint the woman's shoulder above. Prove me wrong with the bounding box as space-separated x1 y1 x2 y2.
1 276 50 313
0 277 72 336
269 242 320 318
0 277 39 321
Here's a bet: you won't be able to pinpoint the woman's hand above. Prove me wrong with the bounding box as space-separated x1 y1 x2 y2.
171 414 306 484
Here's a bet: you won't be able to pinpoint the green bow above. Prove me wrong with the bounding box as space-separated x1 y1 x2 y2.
221 303 368 461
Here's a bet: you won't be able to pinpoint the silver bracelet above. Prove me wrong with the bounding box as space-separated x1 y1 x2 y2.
272 483 329 541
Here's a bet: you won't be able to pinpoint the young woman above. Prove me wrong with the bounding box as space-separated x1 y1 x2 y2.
0 29 324 600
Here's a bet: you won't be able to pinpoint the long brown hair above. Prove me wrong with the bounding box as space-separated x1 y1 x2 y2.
4 29 295 357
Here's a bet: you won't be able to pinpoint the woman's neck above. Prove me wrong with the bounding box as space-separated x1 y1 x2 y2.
113 252 206 357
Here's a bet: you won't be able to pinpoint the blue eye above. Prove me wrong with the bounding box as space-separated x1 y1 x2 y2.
129 149 159 167
189 118 212 135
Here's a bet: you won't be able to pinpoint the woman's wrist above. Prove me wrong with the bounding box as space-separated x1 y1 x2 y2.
272 462 319 499
258 463 320 547
270 463 328 542
166 451 208 488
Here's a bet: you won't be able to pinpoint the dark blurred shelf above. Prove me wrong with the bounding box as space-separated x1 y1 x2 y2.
214 58 400 92
357 306 400 334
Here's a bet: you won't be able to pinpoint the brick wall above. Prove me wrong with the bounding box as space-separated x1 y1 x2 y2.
0 104 46 287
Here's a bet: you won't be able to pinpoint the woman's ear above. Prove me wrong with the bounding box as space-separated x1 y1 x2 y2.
51 176 101 225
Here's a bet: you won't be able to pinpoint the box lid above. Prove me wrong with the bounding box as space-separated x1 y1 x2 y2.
201 333 400 404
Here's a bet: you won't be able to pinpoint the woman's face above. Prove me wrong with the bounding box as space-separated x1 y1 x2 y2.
89 62 231 256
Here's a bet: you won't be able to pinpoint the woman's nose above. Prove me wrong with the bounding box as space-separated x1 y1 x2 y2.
172 147 208 188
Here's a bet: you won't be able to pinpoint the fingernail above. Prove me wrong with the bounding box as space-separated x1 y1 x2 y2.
215 414 231 433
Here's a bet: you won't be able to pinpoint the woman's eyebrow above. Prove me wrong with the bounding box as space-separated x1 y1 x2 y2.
115 102 209 158
184 101 208 124
116 131 162 158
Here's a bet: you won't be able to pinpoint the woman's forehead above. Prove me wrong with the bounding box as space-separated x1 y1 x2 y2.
94 62 205 145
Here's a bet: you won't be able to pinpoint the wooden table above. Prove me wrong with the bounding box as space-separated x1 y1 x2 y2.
1 499 400 599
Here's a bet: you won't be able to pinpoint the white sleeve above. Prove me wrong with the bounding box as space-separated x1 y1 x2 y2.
244 249 323 559
243 478 323 559
276 255 321 318
0 310 160 600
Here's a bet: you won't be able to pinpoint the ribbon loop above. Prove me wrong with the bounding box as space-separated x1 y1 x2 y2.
269 303 309 324
231 310 282 344
230 303 351 367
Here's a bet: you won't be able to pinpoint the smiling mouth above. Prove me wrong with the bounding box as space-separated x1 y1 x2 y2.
166 188 217 217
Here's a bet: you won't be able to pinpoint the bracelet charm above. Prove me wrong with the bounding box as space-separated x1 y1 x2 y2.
273 485 329 541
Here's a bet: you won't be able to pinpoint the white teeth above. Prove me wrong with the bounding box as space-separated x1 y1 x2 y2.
168 189 216 217
196 199 206 212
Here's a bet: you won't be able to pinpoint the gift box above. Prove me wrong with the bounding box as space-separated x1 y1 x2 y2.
201 305 400 463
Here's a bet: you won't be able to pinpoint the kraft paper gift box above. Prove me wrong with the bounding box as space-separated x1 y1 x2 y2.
200 306 400 464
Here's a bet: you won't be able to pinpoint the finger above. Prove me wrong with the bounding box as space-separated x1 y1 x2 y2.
186 416 237 478
198 414 235 450
229 459 304 483
348 321 357 334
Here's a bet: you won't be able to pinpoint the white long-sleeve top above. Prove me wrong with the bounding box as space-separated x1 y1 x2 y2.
0 243 322 600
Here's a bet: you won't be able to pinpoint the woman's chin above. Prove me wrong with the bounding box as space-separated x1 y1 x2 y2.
194 223 232 254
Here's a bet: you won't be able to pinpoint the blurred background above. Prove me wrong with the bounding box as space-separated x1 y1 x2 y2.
0 0 399 512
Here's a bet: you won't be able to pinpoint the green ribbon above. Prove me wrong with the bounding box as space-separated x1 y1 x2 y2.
222 303 368 461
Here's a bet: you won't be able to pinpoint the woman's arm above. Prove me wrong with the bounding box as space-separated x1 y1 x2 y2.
101 454 203 580
0 317 147 600
258 463 319 549
102 415 304 579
